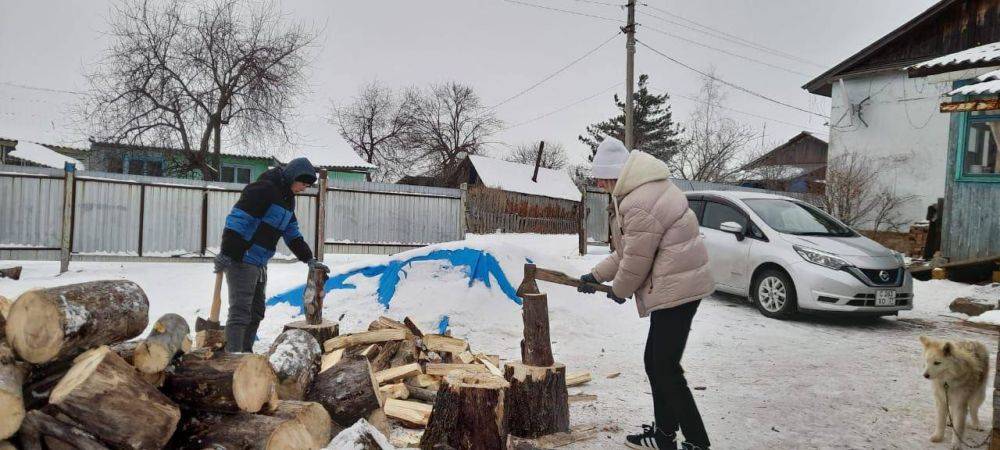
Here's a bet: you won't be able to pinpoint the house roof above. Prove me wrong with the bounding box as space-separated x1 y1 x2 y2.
743 131 828 170
9 141 86 169
283 146 375 171
468 155 582 202
803 0 958 96
945 66 1000 94
908 41 1000 80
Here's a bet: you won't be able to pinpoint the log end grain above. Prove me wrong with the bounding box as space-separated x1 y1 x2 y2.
6 290 64 363
233 354 278 413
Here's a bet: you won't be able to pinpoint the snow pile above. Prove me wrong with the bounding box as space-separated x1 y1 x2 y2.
468 154 582 202
9 141 85 170
324 419 394 450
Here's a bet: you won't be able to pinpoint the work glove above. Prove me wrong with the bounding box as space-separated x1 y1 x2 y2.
213 253 233 274
308 259 331 274
606 291 627 304
577 273 598 294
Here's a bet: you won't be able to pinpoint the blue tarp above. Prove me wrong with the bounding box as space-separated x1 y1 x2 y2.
265 248 522 314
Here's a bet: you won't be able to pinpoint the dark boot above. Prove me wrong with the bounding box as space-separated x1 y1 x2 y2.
625 423 677 449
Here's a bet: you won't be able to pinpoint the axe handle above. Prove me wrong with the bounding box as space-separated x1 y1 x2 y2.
534 267 622 301
209 271 224 323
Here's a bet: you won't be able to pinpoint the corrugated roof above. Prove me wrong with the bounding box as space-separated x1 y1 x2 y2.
909 42 1000 71
9 141 86 169
468 155 581 202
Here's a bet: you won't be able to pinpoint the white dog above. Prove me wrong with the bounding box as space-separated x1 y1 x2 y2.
920 336 990 449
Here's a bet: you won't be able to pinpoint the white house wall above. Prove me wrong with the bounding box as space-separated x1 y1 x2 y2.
828 70 952 229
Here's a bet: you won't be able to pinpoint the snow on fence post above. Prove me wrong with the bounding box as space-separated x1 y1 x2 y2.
59 162 76 273
460 183 468 237
315 169 328 261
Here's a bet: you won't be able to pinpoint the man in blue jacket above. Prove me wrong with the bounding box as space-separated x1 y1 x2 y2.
214 157 329 352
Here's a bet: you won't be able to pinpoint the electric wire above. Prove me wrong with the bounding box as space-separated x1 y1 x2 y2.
640 24 812 77
494 81 621 133
501 0 620 22
636 39 829 119
488 31 622 110
1 81 85 96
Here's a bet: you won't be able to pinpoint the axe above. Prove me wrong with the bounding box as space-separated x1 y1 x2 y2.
0 266 21 280
194 271 226 349
517 263 625 304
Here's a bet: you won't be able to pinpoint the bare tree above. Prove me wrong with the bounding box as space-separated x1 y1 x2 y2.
332 81 412 181
822 152 916 232
668 71 755 182
398 82 502 177
504 142 569 169
84 0 314 180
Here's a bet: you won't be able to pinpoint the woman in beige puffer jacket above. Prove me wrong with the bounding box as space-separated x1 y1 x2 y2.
580 138 714 450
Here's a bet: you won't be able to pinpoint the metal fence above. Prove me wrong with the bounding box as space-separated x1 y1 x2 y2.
0 164 464 261
583 179 820 245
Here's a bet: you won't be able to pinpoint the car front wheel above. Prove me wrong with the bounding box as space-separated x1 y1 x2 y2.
751 268 797 319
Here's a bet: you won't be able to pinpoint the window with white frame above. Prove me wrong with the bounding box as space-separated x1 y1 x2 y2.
221 164 253 183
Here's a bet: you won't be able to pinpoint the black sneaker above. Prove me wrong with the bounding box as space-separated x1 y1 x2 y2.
680 442 709 450
625 423 676 449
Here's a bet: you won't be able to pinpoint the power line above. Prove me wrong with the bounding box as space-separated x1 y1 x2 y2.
1 81 85 96
561 0 625 7
638 3 826 68
496 81 621 133
670 91 828 135
501 0 620 22
636 39 828 119
489 31 622 110
640 24 811 77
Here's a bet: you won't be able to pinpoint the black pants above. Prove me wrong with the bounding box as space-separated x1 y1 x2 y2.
644 300 710 447
224 262 267 352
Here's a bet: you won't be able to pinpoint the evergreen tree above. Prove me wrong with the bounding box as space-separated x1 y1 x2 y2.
578 74 684 162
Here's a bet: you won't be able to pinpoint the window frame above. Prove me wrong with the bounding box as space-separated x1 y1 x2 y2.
122 155 165 176
687 194 768 242
221 163 254 184
953 92 1000 183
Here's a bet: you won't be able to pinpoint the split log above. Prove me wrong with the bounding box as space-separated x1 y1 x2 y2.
371 339 402 372
368 316 408 332
17 410 108 450
320 348 344 373
456 351 475 364
520 293 553 367
175 412 313 450
324 329 407 352
375 362 423 385
385 398 433 428
390 339 418 367
48 346 180 449
405 384 438 403
267 329 321 400
134 313 191 374
420 371 510 450
504 362 569 437
6 280 150 364
410 374 441 390
426 363 489 377
163 350 276 413
423 334 468 355
306 354 382 426
380 382 410 400
283 319 339 347
475 353 503 376
0 344 27 440
326 418 390 450
565 372 592 387
403 317 424 338
358 343 380 359
268 400 332 449
367 408 391 439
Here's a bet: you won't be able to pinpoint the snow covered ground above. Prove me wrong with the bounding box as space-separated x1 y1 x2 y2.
1 233 998 449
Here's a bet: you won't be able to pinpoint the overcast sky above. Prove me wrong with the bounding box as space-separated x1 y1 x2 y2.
0 0 938 166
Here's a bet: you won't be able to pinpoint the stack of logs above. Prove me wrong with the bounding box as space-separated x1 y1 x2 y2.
0 279 595 449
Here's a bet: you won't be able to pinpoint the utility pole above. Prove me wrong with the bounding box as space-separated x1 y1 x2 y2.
624 1 636 150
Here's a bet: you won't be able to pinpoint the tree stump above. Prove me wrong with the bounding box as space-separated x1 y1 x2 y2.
267 329 321 400
306 354 382 426
520 293 553 367
175 412 313 450
267 400 332 449
48 346 181 449
163 350 276 413
503 361 569 437
6 280 150 364
283 319 339 345
0 343 27 440
420 371 510 450
134 313 191 374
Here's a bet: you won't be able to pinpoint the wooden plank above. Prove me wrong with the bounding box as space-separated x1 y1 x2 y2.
324 329 407 352
374 363 422 385
425 363 488 377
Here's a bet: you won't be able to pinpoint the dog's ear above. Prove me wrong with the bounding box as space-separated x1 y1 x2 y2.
943 342 952 356
919 336 932 347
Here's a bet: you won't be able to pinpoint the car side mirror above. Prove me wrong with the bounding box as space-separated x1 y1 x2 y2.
719 221 745 241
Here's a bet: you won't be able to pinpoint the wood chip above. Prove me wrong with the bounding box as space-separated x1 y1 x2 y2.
324 329 407 352
565 372 592 387
606 372 620 379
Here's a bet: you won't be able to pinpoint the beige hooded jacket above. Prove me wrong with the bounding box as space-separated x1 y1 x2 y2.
591 151 715 317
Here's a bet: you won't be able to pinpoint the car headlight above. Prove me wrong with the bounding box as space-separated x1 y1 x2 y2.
794 245 849 270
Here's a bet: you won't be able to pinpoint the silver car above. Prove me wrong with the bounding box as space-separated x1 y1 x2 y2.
685 190 914 319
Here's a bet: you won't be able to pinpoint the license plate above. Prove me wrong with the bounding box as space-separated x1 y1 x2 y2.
875 290 896 306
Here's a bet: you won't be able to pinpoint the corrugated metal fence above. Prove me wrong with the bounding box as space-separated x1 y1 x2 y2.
584 179 821 245
0 165 464 260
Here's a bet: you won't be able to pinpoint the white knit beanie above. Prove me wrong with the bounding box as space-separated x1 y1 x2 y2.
591 137 629 179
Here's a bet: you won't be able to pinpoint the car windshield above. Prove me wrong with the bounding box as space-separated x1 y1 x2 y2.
743 199 855 237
